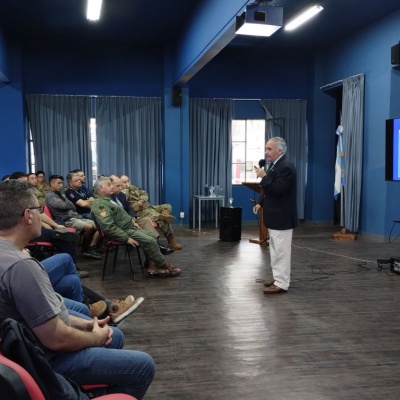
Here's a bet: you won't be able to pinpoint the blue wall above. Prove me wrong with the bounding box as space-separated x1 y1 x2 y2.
0 31 25 179
23 40 164 96
312 9 400 236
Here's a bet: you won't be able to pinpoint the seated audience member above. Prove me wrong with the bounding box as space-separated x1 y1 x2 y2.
120 174 130 190
65 172 94 219
28 171 48 206
124 180 183 250
71 168 93 197
0 179 155 399
109 175 173 255
9 171 87 274
36 170 50 202
9 171 28 181
45 174 101 260
23 251 144 324
92 176 181 277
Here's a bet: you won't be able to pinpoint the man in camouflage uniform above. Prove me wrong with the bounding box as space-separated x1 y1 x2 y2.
36 170 50 204
92 177 181 277
123 181 183 250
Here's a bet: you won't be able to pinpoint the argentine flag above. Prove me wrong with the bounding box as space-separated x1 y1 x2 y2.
334 125 344 198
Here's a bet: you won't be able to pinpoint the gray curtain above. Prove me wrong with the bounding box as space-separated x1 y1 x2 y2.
190 98 233 221
259 99 307 219
95 96 162 202
342 74 364 232
26 94 92 183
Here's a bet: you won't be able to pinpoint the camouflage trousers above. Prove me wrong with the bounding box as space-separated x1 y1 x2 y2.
136 204 173 238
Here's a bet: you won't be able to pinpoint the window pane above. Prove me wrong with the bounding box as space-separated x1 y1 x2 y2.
231 118 266 185
232 142 245 163
246 119 265 169
232 120 245 141
232 163 246 185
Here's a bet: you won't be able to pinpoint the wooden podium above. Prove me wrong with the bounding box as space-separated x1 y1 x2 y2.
242 182 269 244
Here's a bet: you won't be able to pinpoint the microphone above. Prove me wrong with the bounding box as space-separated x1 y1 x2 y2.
259 159 266 168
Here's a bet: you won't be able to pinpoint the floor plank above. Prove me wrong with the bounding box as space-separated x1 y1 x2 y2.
78 223 400 400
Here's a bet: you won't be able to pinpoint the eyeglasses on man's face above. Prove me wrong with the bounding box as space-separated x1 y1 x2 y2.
21 205 44 216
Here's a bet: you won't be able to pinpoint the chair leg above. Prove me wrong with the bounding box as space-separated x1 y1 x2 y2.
102 245 111 281
112 246 119 272
126 246 135 281
136 246 144 272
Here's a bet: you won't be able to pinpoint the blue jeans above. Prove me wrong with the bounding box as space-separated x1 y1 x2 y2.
48 325 155 399
41 254 84 302
64 298 90 316
54 299 153 397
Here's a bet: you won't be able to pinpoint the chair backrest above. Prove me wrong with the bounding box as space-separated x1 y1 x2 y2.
0 352 137 400
43 204 54 220
0 351 45 400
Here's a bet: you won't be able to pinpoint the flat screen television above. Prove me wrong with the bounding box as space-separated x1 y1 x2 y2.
385 118 400 181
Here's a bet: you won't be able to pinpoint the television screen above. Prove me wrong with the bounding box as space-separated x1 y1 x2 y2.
385 118 400 181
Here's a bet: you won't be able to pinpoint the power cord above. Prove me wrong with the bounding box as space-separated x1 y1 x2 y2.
388 220 400 243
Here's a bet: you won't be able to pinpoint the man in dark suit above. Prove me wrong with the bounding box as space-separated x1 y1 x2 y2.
253 137 298 294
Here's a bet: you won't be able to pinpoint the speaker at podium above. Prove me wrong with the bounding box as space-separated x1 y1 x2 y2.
219 207 242 242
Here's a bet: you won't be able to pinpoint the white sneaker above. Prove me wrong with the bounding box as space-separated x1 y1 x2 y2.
109 296 144 324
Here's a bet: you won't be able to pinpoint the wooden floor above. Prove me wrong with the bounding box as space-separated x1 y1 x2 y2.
79 222 400 400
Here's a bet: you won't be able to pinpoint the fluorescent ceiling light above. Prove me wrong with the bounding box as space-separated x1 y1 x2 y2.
285 5 323 31
87 0 102 21
236 4 283 37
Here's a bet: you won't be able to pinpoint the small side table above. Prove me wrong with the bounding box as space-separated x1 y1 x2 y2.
192 195 225 231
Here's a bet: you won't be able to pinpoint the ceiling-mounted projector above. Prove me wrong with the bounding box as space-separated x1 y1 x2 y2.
236 4 283 37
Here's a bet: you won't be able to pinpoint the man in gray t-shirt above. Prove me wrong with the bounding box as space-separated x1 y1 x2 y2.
0 180 154 399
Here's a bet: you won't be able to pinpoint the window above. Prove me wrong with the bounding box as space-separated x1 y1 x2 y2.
29 118 98 181
90 118 98 182
232 119 265 184
28 130 35 173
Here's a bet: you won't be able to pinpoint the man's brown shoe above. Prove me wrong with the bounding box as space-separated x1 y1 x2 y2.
263 284 287 294
158 213 176 222
264 280 275 287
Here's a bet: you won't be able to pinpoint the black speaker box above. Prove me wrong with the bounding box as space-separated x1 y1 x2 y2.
391 44 400 65
172 87 182 107
220 207 242 242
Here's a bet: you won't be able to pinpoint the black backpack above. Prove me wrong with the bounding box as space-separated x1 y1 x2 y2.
0 318 89 400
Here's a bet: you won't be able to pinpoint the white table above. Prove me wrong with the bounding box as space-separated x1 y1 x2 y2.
192 195 225 231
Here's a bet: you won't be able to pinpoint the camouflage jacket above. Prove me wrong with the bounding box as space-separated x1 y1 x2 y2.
125 184 150 212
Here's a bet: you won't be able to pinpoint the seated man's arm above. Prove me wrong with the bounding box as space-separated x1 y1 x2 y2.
32 314 113 351
127 186 149 212
66 190 94 209
45 191 75 211
40 213 64 229
92 201 130 243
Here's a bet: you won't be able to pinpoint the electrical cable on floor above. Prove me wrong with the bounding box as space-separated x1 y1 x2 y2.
255 243 400 284
388 220 400 243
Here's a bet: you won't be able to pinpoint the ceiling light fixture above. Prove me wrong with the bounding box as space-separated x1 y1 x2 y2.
236 4 283 37
284 4 323 31
87 0 102 21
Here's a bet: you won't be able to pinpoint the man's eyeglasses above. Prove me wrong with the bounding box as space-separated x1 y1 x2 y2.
21 205 44 216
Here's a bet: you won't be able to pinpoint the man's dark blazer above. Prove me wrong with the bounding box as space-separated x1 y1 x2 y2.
258 155 298 230
111 192 133 216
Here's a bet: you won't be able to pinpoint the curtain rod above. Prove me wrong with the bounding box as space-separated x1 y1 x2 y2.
320 72 364 91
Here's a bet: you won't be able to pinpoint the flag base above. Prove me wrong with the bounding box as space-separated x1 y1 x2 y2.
331 228 358 241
